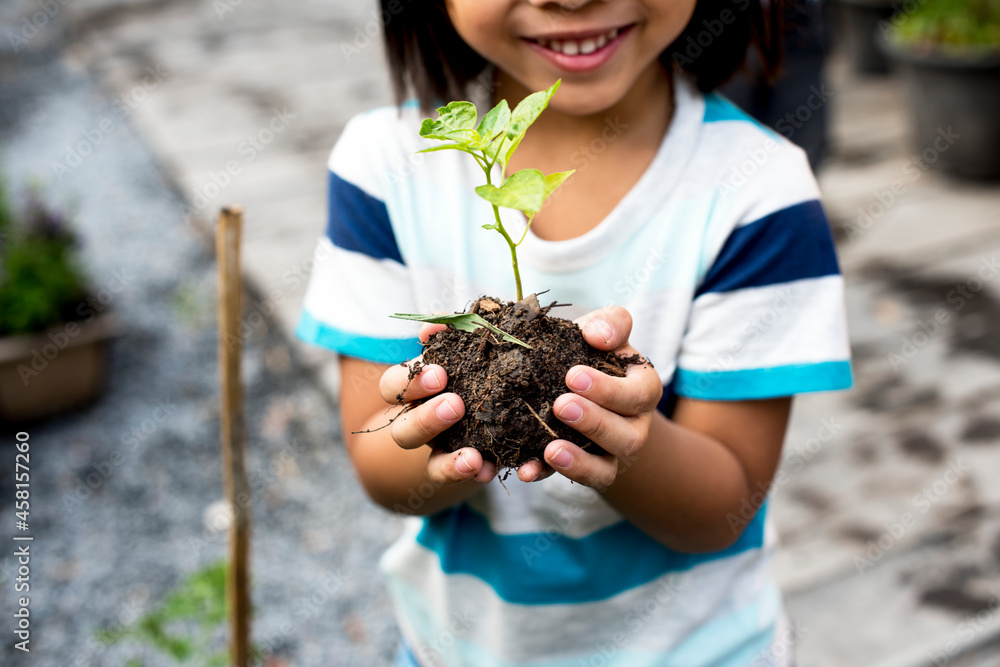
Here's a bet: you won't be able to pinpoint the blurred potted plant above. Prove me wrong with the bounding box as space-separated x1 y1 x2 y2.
0 180 116 421
882 0 1000 179
836 0 897 74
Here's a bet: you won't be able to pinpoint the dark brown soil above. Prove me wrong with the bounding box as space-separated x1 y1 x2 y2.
410 294 647 471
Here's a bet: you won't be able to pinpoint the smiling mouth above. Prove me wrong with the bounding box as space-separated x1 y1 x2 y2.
524 25 632 57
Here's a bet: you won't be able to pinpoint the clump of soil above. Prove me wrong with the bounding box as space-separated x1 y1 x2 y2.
409 294 647 471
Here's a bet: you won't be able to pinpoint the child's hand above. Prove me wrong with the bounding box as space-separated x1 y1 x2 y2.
379 323 497 485
518 307 663 489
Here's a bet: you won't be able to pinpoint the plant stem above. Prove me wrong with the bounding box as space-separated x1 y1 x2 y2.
484 163 524 301
515 215 534 246
492 203 523 302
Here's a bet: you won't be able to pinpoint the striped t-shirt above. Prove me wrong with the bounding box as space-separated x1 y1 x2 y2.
297 75 851 666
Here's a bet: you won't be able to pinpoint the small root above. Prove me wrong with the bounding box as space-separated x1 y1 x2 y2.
395 361 426 404
521 398 559 439
351 403 415 435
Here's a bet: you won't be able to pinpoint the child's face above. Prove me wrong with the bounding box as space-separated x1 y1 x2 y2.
446 0 696 115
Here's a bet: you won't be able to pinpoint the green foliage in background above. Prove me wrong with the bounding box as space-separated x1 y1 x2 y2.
891 0 1000 50
0 178 90 336
95 561 232 666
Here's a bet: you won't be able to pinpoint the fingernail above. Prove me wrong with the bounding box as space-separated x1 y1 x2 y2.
457 451 474 474
422 367 442 392
586 319 614 344
551 447 572 469
476 462 495 483
568 369 592 392
558 400 583 423
436 398 460 422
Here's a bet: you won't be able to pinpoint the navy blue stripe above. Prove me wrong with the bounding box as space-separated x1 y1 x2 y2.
327 171 403 264
415 503 766 605
696 200 839 296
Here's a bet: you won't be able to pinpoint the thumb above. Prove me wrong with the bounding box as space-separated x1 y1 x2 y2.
578 306 633 351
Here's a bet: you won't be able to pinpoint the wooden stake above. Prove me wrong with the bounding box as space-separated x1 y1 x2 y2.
216 206 251 666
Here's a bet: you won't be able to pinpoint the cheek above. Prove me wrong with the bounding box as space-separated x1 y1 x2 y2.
649 0 698 48
447 0 510 50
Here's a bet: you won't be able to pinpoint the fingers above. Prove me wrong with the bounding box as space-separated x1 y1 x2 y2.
427 447 497 485
552 393 645 461
380 361 448 404
390 393 465 449
419 322 448 343
517 458 555 483
565 361 662 417
576 306 633 352
543 440 618 490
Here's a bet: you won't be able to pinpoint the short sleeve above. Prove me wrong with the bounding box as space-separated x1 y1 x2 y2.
674 197 853 401
295 113 422 364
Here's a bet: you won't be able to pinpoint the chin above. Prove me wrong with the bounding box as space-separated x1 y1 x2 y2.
546 82 630 118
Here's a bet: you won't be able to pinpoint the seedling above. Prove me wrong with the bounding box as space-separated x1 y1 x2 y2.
381 82 639 470
390 80 572 338
419 80 572 300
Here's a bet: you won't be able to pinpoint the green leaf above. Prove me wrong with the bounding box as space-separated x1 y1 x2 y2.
543 170 574 199
390 312 532 349
419 101 481 145
416 143 473 154
477 100 511 158
498 80 561 168
477 100 511 142
475 169 546 216
481 224 496 230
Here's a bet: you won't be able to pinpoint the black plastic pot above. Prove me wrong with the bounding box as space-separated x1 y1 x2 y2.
883 43 1000 180
837 0 896 74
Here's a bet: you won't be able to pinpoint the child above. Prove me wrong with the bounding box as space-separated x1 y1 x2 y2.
297 0 851 665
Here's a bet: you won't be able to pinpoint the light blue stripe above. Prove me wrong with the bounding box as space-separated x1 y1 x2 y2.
668 583 781 666
703 93 779 139
704 92 756 124
295 310 422 364
387 576 781 667
676 360 853 400
393 642 421 667
414 502 767 605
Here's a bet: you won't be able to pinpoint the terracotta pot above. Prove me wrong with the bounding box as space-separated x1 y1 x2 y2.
0 313 117 422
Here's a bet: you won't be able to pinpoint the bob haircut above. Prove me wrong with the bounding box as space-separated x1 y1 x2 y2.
381 0 782 112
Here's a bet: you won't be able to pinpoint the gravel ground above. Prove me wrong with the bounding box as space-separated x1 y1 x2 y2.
0 49 401 665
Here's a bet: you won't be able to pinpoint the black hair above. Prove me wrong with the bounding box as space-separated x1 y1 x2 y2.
381 0 782 112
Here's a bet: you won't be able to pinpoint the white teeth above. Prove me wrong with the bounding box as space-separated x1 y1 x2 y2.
537 28 621 56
